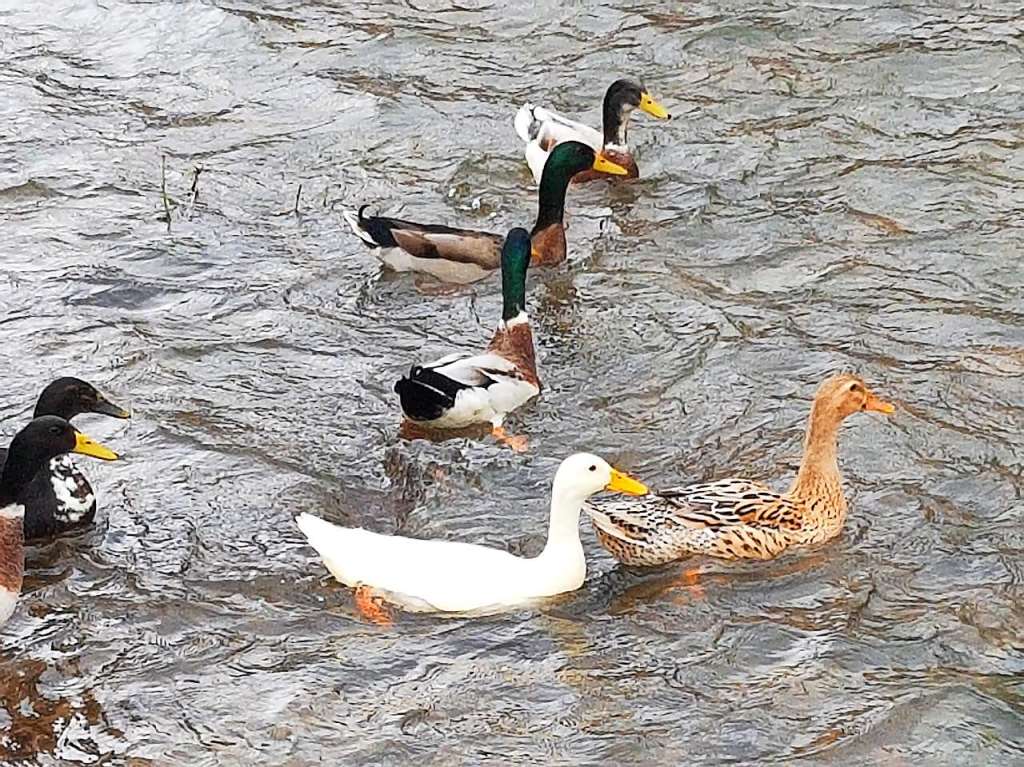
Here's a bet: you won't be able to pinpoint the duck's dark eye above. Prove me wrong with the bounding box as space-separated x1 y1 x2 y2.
589 465 597 472
49 424 62 435
848 382 861 392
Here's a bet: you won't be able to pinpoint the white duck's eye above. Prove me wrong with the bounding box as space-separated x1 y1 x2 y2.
589 465 597 472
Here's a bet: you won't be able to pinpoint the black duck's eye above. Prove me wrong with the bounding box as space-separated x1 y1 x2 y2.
49 424 62 435
589 465 597 472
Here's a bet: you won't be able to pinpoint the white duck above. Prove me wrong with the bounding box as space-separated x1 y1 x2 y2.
295 453 648 614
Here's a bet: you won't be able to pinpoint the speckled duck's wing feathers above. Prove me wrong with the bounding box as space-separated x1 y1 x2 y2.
657 479 801 530
587 478 805 565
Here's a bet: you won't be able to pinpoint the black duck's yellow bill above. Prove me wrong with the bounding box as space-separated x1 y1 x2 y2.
592 154 629 176
73 431 119 461
639 92 670 120
606 468 648 496
866 394 896 415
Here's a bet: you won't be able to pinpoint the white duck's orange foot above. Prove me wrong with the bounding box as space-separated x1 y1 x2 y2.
492 426 529 453
354 585 393 626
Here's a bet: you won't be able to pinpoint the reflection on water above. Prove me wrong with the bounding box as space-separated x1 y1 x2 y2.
1 0 1023 763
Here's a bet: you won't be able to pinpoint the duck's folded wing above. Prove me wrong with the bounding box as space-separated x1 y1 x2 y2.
343 206 502 268
657 478 801 531
428 351 525 387
587 478 797 539
515 104 603 149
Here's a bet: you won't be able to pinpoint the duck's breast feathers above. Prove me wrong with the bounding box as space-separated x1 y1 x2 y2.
45 455 96 527
0 502 24 597
487 318 539 387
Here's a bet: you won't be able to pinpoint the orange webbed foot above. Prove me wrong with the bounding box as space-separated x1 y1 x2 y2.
491 425 529 453
354 585 393 626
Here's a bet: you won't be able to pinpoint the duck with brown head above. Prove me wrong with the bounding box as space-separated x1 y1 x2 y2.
0 416 118 628
514 77 670 184
585 374 895 566
342 142 626 284
0 377 130 540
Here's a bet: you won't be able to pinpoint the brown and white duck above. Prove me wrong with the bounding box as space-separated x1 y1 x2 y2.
394 228 539 451
585 374 895 565
514 78 670 184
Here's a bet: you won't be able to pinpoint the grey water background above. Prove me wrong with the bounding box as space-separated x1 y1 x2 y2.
1 0 1023 764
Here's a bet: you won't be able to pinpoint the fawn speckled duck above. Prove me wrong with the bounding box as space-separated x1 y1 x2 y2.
585 375 895 565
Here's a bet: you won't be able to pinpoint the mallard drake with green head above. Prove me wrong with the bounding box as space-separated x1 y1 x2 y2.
514 78 670 184
343 142 626 284
394 228 539 451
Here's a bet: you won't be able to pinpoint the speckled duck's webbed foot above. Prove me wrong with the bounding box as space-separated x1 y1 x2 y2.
671 567 706 603
354 585 393 626
491 425 529 453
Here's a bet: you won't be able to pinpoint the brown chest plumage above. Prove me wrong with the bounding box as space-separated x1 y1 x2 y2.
0 516 25 593
572 148 639 183
530 223 566 266
488 324 540 388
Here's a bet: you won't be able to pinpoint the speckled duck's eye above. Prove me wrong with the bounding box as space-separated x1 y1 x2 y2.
848 382 862 393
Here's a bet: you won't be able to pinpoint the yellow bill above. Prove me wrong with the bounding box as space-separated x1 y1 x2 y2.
639 91 669 120
865 393 895 415
73 431 119 461
606 468 648 496
592 153 629 176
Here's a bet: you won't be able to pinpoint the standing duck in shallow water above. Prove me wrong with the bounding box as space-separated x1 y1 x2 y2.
343 142 627 283
296 453 648 615
0 377 130 540
514 78 670 184
394 228 538 451
585 375 895 565
0 417 118 628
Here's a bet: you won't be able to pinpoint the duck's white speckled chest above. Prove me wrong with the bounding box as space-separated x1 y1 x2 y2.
48 455 95 524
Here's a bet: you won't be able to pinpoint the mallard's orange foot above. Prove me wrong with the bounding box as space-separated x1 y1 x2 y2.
492 426 529 453
354 585 393 626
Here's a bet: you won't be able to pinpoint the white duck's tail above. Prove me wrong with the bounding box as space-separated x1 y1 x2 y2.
342 205 380 247
514 103 540 143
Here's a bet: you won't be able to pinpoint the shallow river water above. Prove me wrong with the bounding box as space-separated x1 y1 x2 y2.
1 0 1023 764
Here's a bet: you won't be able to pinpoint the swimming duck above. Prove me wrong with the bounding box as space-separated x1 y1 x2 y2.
343 141 627 283
394 228 538 451
296 453 647 614
0 378 130 540
514 78 670 184
0 416 118 627
585 375 895 565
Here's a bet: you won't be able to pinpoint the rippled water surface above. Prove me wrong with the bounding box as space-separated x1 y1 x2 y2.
1 0 1023 763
